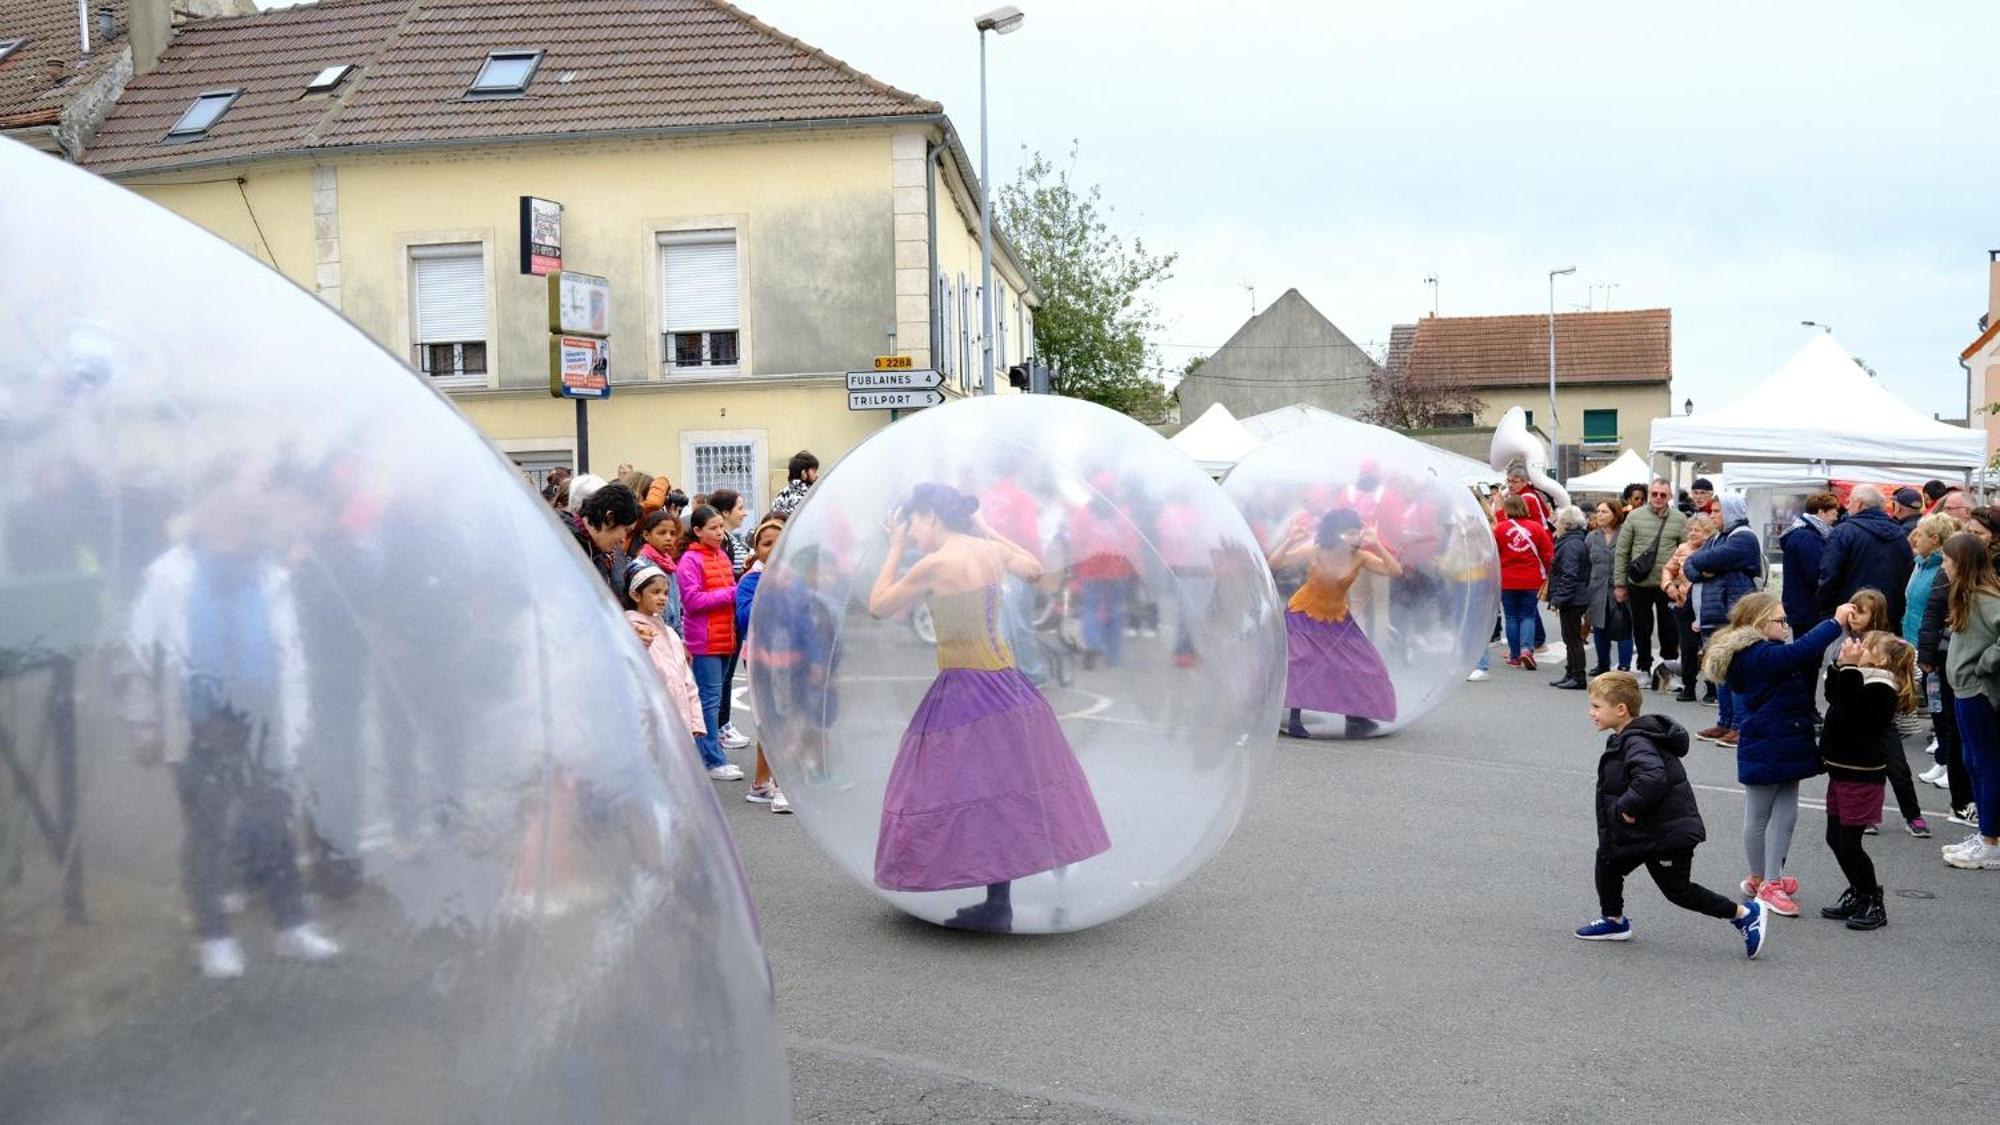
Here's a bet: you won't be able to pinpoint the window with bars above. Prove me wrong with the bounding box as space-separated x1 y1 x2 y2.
660 232 741 375
410 244 488 384
691 442 759 516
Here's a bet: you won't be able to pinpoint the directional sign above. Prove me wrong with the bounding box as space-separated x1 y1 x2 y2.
849 389 944 412
847 368 944 392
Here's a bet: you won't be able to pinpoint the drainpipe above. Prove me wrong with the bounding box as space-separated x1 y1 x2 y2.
925 134 946 370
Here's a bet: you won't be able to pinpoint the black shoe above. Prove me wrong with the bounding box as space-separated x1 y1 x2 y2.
1674 690 1697 703
1342 716 1380 739
943 900 1014 933
1820 888 1862 920
1844 888 1888 931
1587 666 1610 678
1549 677 1586 690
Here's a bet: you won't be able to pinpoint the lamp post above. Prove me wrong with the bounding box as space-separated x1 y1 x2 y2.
1684 397 1694 416
975 5 1025 396
1548 266 1575 447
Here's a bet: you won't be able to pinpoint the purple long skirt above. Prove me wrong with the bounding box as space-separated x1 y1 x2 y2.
875 667 1111 892
1284 611 1398 721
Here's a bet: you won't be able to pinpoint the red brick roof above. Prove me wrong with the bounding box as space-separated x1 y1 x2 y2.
1398 309 1671 389
82 0 940 175
0 0 127 129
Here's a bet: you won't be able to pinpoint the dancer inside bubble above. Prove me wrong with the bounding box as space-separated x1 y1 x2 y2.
867 482 1112 932
1269 508 1405 739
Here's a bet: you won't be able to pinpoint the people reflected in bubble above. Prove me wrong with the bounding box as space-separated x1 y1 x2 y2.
866 483 1112 932
1269 508 1405 741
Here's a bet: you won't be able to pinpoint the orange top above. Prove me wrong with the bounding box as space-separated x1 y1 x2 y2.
1287 559 1363 623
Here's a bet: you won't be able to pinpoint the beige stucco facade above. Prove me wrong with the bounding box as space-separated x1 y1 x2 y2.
110 122 1035 510
1470 382 1673 457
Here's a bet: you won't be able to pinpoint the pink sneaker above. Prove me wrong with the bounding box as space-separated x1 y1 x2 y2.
1769 875 1798 895
1757 881 1800 917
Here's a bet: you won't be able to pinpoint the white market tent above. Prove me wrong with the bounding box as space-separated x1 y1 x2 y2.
1420 444 1506 489
1721 462 1951 488
1650 333 1984 473
1168 402 1260 477
1239 403 1346 443
1565 449 1653 494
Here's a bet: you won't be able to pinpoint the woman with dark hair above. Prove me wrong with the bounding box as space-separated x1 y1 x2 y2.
1941 532 2000 869
1267 507 1404 739
676 505 743 780
1587 500 1632 674
868 483 1110 931
1620 483 1648 514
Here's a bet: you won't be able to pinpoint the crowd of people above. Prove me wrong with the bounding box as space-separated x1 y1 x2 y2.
1479 468 1999 956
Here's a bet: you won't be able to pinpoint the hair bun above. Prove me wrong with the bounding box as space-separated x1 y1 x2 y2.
955 494 981 520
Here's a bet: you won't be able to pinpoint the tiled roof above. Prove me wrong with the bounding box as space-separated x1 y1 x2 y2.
1384 322 1416 380
83 0 941 175
0 0 127 128
1402 309 1671 388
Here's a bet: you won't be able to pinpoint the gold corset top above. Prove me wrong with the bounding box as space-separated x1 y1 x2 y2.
930 586 1015 671
1287 561 1360 623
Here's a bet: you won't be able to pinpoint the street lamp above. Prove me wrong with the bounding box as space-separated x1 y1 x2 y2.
1684 397 1694 416
1801 320 1832 334
1548 266 1575 447
976 5 1024 396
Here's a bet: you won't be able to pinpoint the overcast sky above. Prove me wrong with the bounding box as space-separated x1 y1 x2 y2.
264 0 2000 420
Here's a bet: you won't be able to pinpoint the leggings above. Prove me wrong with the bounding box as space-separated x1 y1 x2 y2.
1825 813 1877 893
1742 780 1800 878
1934 672 1974 810
1880 735 1924 823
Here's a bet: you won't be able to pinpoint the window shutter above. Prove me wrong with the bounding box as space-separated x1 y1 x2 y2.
414 252 486 342
661 236 739 332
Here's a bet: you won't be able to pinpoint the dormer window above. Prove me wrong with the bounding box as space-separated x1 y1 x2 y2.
305 64 353 94
0 38 24 64
166 89 241 139
466 50 542 98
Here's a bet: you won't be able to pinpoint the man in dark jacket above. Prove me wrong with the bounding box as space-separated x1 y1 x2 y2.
1779 492 1838 632
1818 486 1917 625
1547 506 1593 690
1574 672 1766 956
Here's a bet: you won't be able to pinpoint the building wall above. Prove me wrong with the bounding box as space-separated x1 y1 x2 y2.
1174 293 1376 421
1471 382 1671 455
116 125 1037 505
928 145 1034 394
1981 349 2000 464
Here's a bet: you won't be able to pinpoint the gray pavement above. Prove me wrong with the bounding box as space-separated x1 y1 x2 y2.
724 633 2000 1124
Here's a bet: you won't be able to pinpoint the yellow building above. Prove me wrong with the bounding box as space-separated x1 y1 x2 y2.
80 0 1038 513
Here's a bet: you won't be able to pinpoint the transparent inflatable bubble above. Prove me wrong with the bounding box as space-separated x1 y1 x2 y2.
1221 418 1501 738
0 141 787 1122
750 396 1284 934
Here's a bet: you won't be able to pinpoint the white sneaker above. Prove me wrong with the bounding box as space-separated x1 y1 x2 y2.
1466 669 1490 682
1943 840 2000 870
1919 763 1947 784
770 790 792 814
198 937 246 980
1943 831 1984 857
718 724 751 750
707 763 745 781
1925 736 1940 756
273 923 341 962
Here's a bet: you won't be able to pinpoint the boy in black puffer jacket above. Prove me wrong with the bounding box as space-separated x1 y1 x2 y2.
1575 672 1769 958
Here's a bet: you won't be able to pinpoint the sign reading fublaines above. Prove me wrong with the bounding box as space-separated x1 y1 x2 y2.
846 368 943 392
551 334 610 399
520 196 562 275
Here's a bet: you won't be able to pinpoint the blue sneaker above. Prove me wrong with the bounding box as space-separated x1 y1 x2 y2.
1732 899 1767 959
1573 916 1633 941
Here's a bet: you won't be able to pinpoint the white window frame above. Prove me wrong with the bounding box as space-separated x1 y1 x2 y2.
680 429 768 519
408 242 491 390
306 64 354 94
658 228 743 378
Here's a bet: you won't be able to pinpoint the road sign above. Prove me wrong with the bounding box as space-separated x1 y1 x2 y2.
550 334 610 399
874 355 914 370
849 389 944 412
847 368 943 392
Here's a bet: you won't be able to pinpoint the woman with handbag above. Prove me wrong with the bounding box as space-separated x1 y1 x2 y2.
1588 501 1634 674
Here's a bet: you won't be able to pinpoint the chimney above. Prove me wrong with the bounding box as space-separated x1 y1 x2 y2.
96 6 114 44
1989 250 2000 330
129 0 170 76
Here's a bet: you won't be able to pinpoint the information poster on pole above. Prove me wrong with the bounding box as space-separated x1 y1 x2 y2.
551 335 610 399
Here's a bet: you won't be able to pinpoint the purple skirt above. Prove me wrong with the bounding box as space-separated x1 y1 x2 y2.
875 667 1112 892
1284 611 1398 721
1826 777 1886 827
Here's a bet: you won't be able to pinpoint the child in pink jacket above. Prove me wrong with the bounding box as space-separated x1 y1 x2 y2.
622 561 705 748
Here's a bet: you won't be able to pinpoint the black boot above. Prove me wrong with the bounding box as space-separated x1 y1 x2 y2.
1819 887 1862 920
1844 888 1888 931
1587 665 1610 678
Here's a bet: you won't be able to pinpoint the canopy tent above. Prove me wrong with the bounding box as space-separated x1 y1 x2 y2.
1650 333 1984 471
1565 449 1653 494
1720 462 1951 488
1167 402 1260 477
1239 403 1346 443
1419 444 1506 489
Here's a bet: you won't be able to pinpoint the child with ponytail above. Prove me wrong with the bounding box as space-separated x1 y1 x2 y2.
1817 631 1920 930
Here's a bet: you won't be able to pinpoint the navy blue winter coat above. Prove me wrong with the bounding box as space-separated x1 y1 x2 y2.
1724 618 1842 786
1547 529 1592 607
1684 524 1762 628
1779 518 1829 632
1817 507 1916 626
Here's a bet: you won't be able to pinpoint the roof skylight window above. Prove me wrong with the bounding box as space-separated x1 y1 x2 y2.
166 89 242 139
0 38 25 65
306 64 353 93
467 50 542 97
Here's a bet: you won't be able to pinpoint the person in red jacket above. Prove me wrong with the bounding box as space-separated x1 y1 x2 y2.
1495 493 1554 670
676 505 742 780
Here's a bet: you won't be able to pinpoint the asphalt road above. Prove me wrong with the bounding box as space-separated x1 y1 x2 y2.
724 625 2000 1124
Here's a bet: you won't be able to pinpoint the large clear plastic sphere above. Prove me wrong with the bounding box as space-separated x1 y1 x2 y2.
1221 419 1501 737
0 141 787 1122
750 396 1284 934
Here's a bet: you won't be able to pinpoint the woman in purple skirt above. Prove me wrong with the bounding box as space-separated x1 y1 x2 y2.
867 483 1112 931
1269 508 1405 739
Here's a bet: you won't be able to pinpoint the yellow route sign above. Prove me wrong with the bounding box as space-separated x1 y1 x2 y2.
873 355 914 370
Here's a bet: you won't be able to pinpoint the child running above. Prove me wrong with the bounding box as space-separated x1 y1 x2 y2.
1702 592 1849 917
1574 672 1768 958
1817 630 1919 930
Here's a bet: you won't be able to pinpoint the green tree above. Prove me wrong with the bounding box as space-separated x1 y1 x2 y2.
997 145 1176 422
